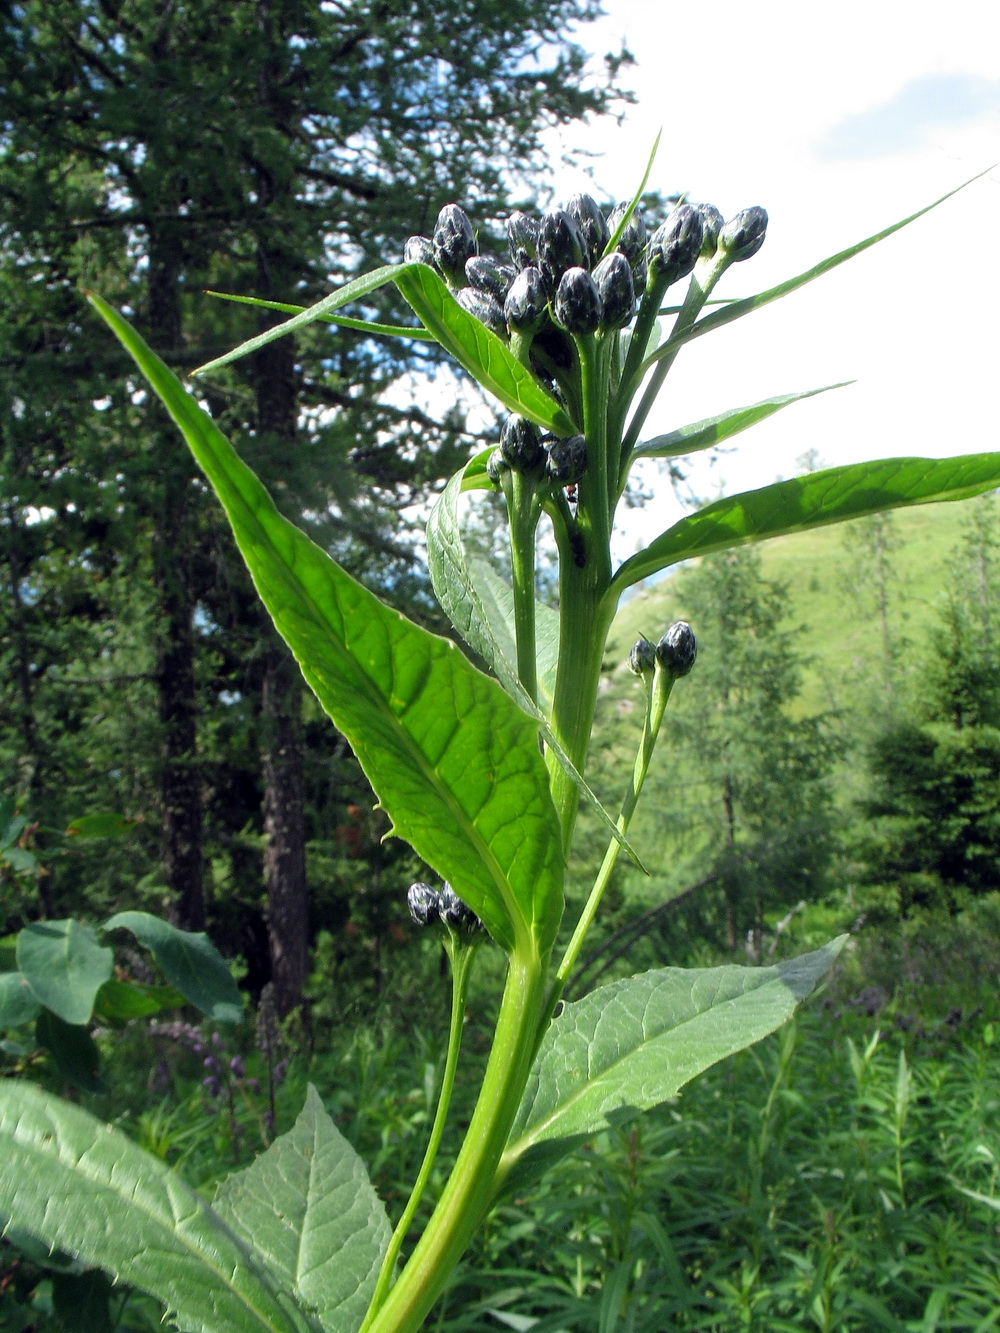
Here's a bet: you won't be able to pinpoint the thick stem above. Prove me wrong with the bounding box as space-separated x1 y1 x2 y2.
507 471 543 706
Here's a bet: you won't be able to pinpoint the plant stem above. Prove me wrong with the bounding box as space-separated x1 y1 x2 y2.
507 471 542 705
360 942 477 1332
363 951 546 1333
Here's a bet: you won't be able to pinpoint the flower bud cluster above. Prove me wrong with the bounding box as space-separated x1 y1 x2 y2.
628 622 698 679
407 881 483 938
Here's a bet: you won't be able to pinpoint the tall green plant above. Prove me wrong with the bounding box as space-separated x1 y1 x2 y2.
3 164 999 1333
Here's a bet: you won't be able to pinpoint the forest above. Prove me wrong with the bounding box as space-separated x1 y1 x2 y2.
2 3 998 1331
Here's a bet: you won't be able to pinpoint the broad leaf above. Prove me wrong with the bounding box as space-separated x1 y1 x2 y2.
91 294 564 956
0 972 42 1027
427 472 645 870
499 939 844 1192
93 978 180 1022
35 1012 104 1094
103 909 242 1023
633 383 851 460
214 1085 390 1333
64 813 136 838
0 1081 317 1333
16 920 112 1026
613 454 1000 592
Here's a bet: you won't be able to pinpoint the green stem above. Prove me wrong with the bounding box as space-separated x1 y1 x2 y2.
364 951 546 1333
360 942 477 1332
507 471 542 705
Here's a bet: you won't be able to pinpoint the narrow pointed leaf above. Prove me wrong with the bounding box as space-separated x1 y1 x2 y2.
499 939 845 1192
642 170 991 372
602 128 661 261
90 294 564 955
204 290 435 341
0 1082 316 1333
613 453 1000 592
214 1086 390 1333
427 471 646 870
102 910 242 1023
16 920 112 1026
633 383 852 460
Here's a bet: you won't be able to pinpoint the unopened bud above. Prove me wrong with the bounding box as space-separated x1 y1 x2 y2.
507 211 540 268
407 882 440 927
629 637 657 675
500 415 545 471
631 254 648 297
592 252 635 330
404 235 435 266
466 254 517 304
433 203 477 284
565 193 610 268
718 207 768 262
545 434 588 485
554 267 603 336
439 883 483 936
504 265 547 334
486 448 509 486
455 287 507 339
693 204 724 258
647 205 704 291
537 208 587 298
607 201 649 267
656 621 697 678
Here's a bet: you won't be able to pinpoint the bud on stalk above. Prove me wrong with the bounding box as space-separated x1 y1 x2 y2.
537 208 587 298
504 265 547 335
656 621 697 678
647 204 705 291
466 255 517 304
456 287 507 339
565 193 610 268
554 267 603 336
607 200 648 267
718 207 768 262
507 210 540 268
404 235 435 266
433 203 477 284
407 882 440 927
592 251 635 330
629 637 657 676
500 415 545 471
545 433 588 484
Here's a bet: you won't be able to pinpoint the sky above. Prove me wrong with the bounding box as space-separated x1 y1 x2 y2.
537 0 1000 562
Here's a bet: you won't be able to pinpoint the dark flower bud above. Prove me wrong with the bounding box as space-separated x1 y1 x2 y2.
500 415 545 471
693 204 724 258
629 636 657 675
554 267 603 336
404 235 436 266
656 621 697 678
718 206 768 262
433 203 477 284
439 883 483 935
407 882 440 927
647 205 705 290
607 201 648 267
537 208 587 297
631 254 648 297
466 254 517 304
507 210 540 268
545 434 588 485
485 448 509 485
455 287 507 339
592 251 635 330
565 193 610 267
504 265 547 335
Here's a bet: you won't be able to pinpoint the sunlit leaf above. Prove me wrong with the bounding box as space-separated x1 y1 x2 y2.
103 910 242 1023
16 920 112 1026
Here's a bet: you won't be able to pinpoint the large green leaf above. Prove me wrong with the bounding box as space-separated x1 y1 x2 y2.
16 920 112 1026
0 972 42 1027
633 383 851 460
214 1086 390 1333
90 294 564 956
612 454 1000 592
0 1081 317 1333
102 910 242 1023
499 940 844 1192
34 1012 104 1094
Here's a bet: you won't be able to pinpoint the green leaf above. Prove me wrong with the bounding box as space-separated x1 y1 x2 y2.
0 972 42 1027
90 293 564 956
642 170 992 371
35 1012 104 1094
0 1081 317 1333
204 289 435 341
64 814 136 838
499 940 845 1192
602 129 661 261
633 383 852 460
426 470 646 870
214 1086 390 1333
16 921 112 1026
613 453 1000 592
93 978 180 1022
102 910 242 1023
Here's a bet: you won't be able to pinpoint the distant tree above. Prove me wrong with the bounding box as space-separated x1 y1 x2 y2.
841 511 910 726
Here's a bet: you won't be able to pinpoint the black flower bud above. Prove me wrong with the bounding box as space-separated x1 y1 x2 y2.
507 211 540 268
554 267 603 336
693 204 724 258
629 637 657 675
466 254 517 304
656 621 697 678
485 448 509 485
718 207 768 262
433 203 477 284
565 193 610 268
504 265 548 335
455 287 507 339
647 205 705 291
439 883 483 935
545 433 587 485
607 201 648 267
537 208 587 298
592 251 635 330
407 882 440 927
404 235 435 266
631 254 648 297
500 415 545 471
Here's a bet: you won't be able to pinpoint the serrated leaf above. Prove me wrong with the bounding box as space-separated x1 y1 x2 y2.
612 454 1000 592
633 383 851 460
35 1012 104 1094
16 921 112 1026
102 910 242 1023
214 1086 390 1333
0 972 42 1026
90 293 564 956
499 940 845 1193
0 1081 317 1333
